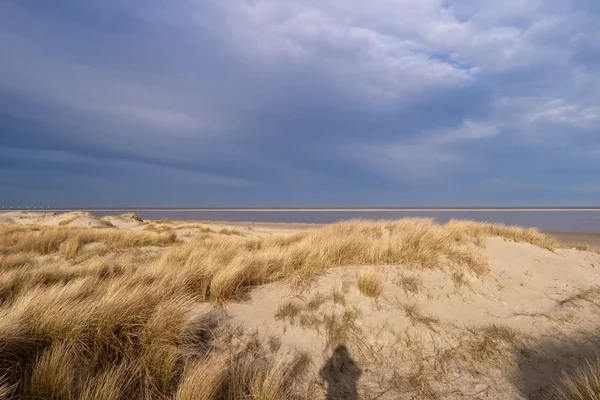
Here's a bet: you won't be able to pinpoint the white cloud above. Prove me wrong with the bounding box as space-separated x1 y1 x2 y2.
429 120 499 144
210 0 475 104
201 0 591 107
494 97 600 130
525 99 600 126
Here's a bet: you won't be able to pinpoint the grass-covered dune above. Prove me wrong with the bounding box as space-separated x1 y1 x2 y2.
0 218 598 399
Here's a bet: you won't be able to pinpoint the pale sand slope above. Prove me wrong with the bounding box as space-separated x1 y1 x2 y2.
0 211 147 229
220 238 600 399
222 237 600 399
0 211 110 228
2 212 600 398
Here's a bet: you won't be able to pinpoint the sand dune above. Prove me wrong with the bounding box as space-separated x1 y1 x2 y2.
0 212 599 399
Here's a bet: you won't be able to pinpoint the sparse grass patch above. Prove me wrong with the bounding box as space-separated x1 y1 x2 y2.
390 364 440 399
395 274 423 295
468 323 518 363
451 271 469 288
306 292 328 311
332 288 346 305
357 270 383 298
275 300 303 322
402 302 439 329
559 287 600 308
323 307 362 347
268 335 282 353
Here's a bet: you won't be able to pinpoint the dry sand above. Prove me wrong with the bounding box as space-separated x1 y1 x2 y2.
225 237 600 398
2 211 600 398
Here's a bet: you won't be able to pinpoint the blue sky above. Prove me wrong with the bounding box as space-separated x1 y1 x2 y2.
1 0 599 207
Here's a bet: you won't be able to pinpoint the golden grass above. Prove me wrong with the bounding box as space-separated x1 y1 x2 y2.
357 270 383 298
445 219 557 250
0 218 560 399
144 223 174 233
58 215 81 226
175 349 309 400
149 218 513 303
0 226 177 258
218 227 243 236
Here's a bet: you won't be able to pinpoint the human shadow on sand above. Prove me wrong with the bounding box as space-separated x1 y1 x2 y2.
319 345 362 400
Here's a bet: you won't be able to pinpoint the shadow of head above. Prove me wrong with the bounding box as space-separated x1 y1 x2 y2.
319 345 362 400
513 338 600 399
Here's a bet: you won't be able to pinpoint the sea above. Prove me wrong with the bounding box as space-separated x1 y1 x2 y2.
84 210 600 233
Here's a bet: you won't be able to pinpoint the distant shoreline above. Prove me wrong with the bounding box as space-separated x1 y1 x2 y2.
5 207 600 212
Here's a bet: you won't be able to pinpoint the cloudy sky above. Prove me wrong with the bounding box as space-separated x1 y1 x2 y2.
1 0 599 207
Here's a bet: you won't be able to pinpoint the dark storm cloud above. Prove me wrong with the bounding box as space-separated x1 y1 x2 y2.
1 0 599 206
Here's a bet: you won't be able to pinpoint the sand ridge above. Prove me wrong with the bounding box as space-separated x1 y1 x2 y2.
1 212 600 398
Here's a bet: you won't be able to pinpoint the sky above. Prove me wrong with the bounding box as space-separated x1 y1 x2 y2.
1 0 599 207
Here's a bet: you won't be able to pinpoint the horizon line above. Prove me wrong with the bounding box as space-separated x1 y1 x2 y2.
4 206 600 212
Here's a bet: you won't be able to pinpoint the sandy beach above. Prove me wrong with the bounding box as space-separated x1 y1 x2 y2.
1 211 600 399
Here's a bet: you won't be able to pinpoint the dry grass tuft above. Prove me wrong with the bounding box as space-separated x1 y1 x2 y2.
468 323 518 363
402 302 439 329
445 219 557 250
0 226 177 258
306 292 328 311
219 228 243 236
357 270 383 298
119 212 144 222
268 335 282 353
551 358 600 400
332 288 346 305
174 346 307 400
395 274 423 295
58 216 81 226
144 224 174 233
275 300 303 321
323 308 362 348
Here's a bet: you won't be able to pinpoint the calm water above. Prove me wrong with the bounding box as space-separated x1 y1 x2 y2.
90 211 600 233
